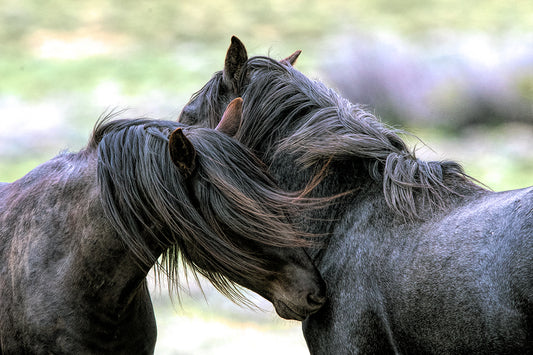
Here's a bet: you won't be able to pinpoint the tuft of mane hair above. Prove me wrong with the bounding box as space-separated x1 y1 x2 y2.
235 56 484 219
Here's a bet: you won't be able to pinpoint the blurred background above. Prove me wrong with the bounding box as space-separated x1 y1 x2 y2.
1 0 532 353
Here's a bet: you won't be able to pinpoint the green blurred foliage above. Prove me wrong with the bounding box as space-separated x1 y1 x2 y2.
0 0 532 89
0 55 201 98
2 0 533 51
0 0 532 98
0 0 532 190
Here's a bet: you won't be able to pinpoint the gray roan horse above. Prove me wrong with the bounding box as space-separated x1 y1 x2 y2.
180 36 533 354
0 108 326 353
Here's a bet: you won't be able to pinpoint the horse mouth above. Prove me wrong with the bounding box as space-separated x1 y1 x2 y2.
273 300 313 321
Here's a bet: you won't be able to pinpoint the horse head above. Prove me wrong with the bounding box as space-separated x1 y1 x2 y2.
170 99 326 320
180 36 299 131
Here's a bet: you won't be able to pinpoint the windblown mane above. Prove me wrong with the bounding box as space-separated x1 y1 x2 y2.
90 115 313 302
235 56 484 219
184 72 229 129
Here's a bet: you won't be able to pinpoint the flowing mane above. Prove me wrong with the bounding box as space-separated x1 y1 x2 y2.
90 115 313 302
234 56 484 219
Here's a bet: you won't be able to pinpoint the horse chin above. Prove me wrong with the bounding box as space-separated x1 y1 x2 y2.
272 300 310 321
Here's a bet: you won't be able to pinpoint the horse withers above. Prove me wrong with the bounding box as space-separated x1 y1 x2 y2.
179 36 533 354
0 103 326 353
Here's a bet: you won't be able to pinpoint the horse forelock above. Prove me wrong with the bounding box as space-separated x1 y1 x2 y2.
183 72 228 128
236 56 481 219
93 117 314 303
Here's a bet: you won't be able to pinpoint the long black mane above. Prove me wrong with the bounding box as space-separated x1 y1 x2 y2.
90 116 312 302
232 56 484 219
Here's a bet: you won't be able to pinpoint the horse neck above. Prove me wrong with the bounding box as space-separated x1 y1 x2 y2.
269 153 377 235
268 147 485 264
63 157 157 316
0 151 154 318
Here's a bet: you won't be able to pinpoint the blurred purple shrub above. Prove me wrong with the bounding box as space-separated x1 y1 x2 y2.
320 33 533 129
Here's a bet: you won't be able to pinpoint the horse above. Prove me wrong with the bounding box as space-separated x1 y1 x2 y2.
0 107 327 353
179 36 533 354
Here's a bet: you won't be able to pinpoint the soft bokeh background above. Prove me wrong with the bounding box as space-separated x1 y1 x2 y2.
1 1 532 354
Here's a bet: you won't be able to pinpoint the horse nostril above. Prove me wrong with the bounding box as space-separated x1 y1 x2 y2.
307 291 327 307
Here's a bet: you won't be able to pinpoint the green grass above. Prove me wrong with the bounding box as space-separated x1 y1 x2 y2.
1 0 532 99
468 159 533 192
405 125 533 192
0 53 211 99
2 0 533 48
0 158 51 183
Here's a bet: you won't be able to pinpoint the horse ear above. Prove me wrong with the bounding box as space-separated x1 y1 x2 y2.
168 128 196 178
281 50 302 66
223 36 248 93
216 97 243 137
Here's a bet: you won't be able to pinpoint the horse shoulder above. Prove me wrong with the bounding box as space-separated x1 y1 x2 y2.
303 196 402 352
385 188 533 351
308 187 532 353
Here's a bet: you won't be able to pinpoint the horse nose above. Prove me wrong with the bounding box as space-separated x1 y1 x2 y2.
308 292 326 307
306 288 327 311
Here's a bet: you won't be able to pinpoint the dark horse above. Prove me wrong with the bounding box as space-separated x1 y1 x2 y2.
180 36 533 354
0 108 326 353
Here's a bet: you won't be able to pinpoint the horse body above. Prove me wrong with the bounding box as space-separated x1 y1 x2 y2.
304 183 532 354
0 152 157 353
268 143 533 353
180 36 533 353
0 116 326 353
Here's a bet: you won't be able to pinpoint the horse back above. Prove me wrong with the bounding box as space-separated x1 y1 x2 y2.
486 187 533 308
395 186 533 352
0 182 10 209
